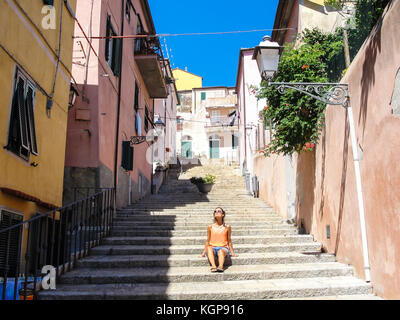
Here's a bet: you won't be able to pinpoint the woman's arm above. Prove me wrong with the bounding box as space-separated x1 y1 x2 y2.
227 225 238 257
201 225 211 257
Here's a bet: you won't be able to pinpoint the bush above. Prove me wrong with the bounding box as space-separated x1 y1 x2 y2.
190 174 216 184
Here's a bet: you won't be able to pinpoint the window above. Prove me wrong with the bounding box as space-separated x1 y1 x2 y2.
6 69 38 161
121 141 134 171
138 175 143 194
105 15 122 76
0 209 23 277
135 15 144 53
232 134 238 150
144 106 149 133
134 82 139 112
125 0 132 22
201 92 206 100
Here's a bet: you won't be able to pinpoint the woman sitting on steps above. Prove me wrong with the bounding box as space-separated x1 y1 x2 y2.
200 207 238 272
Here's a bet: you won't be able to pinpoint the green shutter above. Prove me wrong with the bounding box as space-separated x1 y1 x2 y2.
121 141 133 171
201 92 206 100
113 38 122 77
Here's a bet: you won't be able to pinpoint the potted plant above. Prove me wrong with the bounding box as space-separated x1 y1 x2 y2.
190 174 216 193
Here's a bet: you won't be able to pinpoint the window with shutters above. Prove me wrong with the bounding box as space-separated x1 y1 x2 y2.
0 209 23 278
5 69 39 161
232 134 238 150
121 141 134 171
125 0 132 23
105 15 121 77
135 15 144 53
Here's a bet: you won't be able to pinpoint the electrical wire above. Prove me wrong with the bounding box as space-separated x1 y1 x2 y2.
47 0 64 114
73 28 296 40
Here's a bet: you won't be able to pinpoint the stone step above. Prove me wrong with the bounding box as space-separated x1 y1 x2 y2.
121 208 273 212
113 216 284 227
102 235 313 246
115 213 277 219
89 243 322 255
113 216 282 223
110 227 298 237
39 276 371 300
110 223 295 231
57 263 354 285
110 220 285 227
76 252 335 268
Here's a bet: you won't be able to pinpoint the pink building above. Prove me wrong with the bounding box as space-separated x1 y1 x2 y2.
64 0 170 207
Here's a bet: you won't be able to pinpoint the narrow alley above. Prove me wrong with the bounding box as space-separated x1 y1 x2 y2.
39 162 377 300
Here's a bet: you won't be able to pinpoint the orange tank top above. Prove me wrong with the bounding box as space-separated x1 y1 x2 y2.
209 224 228 247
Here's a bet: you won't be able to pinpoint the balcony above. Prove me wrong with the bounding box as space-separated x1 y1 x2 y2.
134 36 168 99
205 115 238 133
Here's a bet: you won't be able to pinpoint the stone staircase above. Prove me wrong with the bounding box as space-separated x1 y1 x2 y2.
39 163 379 300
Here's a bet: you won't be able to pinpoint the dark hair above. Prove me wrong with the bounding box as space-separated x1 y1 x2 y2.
213 207 226 224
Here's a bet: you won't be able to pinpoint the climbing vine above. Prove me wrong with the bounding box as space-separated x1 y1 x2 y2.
255 29 343 156
255 0 391 157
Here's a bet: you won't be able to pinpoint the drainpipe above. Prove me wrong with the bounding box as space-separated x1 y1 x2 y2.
242 69 247 174
347 103 371 282
113 0 125 194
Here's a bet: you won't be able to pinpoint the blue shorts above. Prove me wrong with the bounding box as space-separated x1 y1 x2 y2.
208 246 231 257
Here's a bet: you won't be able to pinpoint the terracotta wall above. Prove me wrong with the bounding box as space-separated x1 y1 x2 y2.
294 1 400 299
255 1 400 299
254 154 289 220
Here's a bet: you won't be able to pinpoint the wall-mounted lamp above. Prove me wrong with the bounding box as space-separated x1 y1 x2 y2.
69 83 79 109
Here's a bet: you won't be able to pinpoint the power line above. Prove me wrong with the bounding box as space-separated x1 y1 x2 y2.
73 28 295 40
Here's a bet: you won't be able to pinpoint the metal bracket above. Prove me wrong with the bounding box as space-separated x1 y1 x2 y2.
130 135 158 146
268 82 349 107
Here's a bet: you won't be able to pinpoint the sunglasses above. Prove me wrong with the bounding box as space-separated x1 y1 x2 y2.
214 209 223 213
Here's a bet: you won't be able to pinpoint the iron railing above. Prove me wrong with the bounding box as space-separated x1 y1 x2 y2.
0 188 115 300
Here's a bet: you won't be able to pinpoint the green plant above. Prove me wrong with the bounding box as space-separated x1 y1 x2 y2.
256 29 343 156
347 0 391 60
190 174 216 184
203 174 216 184
324 0 342 10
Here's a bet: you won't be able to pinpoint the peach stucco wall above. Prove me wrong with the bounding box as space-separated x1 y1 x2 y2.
255 1 400 299
277 1 399 299
313 1 400 299
254 154 289 220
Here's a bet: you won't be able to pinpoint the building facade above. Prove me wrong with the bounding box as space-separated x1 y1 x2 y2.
0 0 76 276
64 0 169 208
153 59 179 173
172 68 203 92
176 86 239 164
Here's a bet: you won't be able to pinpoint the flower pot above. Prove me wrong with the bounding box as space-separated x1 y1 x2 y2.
196 183 214 193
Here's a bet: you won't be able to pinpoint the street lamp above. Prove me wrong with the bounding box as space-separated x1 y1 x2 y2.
252 36 283 80
68 83 79 109
253 37 371 282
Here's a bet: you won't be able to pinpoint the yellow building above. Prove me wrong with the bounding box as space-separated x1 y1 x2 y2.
0 0 76 276
172 68 203 91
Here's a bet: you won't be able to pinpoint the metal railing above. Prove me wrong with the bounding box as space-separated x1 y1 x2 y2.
206 116 238 127
0 188 115 300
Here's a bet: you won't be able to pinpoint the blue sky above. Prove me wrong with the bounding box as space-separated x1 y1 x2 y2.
148 0 279 88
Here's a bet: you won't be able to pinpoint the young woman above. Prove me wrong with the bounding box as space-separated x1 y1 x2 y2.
200 207 238 272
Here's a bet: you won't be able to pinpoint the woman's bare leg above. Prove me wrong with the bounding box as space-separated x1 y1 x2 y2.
217 250 227 269
207 246 217 269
